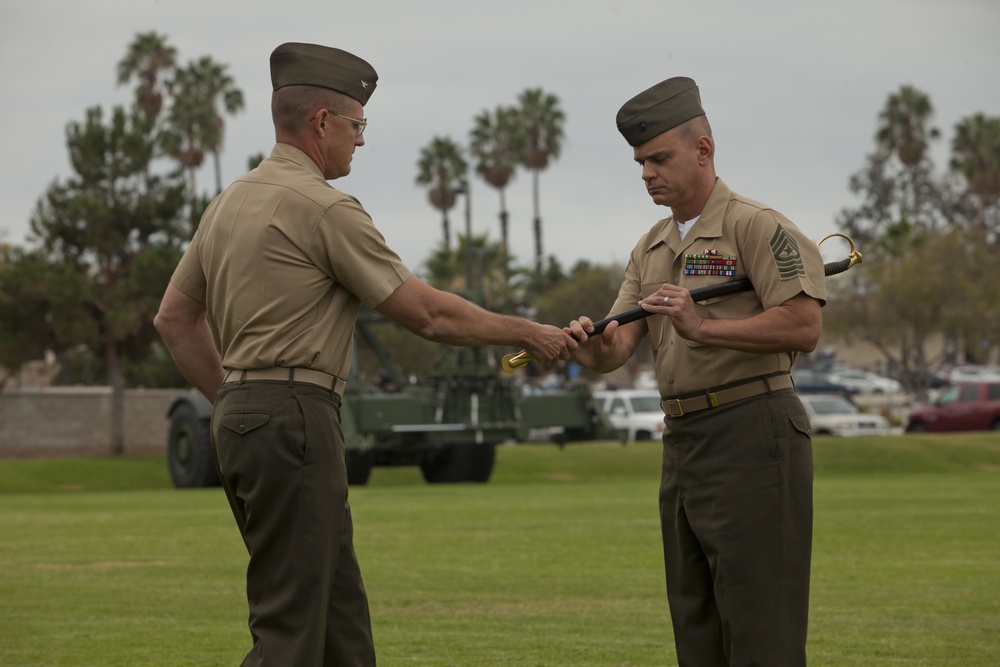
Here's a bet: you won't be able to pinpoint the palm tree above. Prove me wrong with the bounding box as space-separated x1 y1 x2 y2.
184 56 245 194
876 85 940 167
116 32 177 124
161 67 214 211
950 113 1000 227
517 88 565 274
416 137 468 249
469 106 526 253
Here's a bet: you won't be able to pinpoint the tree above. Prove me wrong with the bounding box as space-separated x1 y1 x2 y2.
824 226 998 397
950 113 1000 232
876 84 940 167
469 106 525 253
423 233 514 311
517 88 565 274
161 65 215 211
182 56 245 195
837 87 955 248
120 37 245 217
415 137 468 249
836 153 959 250
247 152 267 171
16 104 188 453
116 32 177 124
0 247 85 384
532 261 623 329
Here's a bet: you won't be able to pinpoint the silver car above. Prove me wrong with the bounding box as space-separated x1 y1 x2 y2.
798 393 891 436
826 369 903 395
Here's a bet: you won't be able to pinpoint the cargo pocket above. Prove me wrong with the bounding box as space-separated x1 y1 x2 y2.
221 412 271 435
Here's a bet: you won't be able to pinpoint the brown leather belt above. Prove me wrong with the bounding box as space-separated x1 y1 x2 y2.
661 373 794 418
222 367 346 398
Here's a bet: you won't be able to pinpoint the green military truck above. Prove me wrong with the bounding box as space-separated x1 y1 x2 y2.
165 309 622 488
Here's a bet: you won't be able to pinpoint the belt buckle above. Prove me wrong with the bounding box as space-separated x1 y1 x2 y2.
663 399 684 418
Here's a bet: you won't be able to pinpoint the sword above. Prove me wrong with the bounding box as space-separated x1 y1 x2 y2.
501 233 862 374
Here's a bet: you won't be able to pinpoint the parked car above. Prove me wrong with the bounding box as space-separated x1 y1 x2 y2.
594 389 666 442
791 369 855 397
798 393 891 436
904 381 1000 432
933 365 1000 385
827 369 902 395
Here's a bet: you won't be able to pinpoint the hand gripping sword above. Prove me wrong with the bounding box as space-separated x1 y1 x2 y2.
500 233 862 374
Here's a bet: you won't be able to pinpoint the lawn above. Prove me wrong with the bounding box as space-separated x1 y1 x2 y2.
1 435 998 666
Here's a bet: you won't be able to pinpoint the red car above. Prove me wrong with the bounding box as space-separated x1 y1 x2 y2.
904 382 1000 432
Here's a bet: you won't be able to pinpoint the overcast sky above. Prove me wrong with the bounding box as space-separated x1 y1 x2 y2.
2 0 997 274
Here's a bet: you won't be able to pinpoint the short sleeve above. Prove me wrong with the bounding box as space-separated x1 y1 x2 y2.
739 210 827 309
310 198 412 308
170 224 208 303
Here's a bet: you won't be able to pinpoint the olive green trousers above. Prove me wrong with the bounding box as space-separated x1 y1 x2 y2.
660 389 813 667
213 381 375 667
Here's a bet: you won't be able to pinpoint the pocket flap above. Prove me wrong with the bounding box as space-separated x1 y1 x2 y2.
790 413 812 436
221 412 270 435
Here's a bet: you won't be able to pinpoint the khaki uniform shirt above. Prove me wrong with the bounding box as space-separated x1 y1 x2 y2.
610 178 826 397
171 143 412 382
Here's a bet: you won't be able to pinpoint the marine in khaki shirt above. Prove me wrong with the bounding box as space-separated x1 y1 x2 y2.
170 142 412 385
154 43 575 667
610 177 826 397
568 77 824 667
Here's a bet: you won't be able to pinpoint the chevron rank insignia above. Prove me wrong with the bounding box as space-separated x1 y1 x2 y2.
769 224 806 279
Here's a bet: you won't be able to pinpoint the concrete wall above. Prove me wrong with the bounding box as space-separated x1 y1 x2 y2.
0 387 186 458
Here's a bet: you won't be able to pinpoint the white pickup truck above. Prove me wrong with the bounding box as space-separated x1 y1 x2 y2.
593 389 666 442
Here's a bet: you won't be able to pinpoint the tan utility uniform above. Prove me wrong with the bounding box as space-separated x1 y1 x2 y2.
171 143 411 667
610 178 826 667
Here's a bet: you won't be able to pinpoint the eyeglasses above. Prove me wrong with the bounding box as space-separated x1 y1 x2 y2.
331 112 367 137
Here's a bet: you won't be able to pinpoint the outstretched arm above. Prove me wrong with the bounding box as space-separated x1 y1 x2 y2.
376 276 576 365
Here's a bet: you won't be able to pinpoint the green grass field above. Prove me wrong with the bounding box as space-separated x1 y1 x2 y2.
1 435 998 666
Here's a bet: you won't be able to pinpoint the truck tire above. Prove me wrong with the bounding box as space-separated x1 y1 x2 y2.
168 403 220 488
465 444 496 483
346 448 374 486
420 444 497 483
420 445 471 484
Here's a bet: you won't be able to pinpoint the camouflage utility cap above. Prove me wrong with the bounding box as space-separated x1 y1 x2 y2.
270 42 378 105
616 76 704 147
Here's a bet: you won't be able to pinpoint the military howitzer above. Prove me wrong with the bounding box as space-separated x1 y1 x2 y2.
165 303 622 488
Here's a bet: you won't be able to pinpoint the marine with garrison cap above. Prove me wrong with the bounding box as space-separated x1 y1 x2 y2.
155 42 574 667
567 76 826 666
